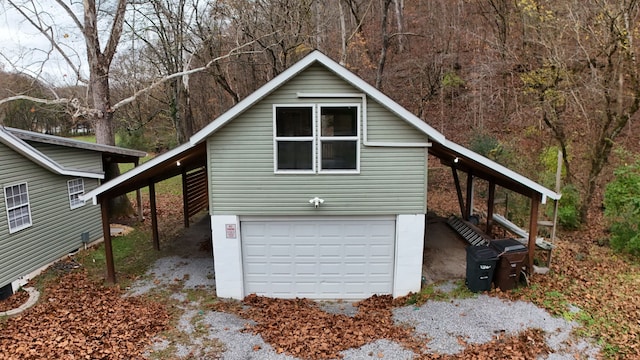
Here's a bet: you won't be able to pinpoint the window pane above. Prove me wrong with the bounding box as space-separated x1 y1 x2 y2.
321 141 357 170
276 107 312 137
321 107 357 136
278 141 313 170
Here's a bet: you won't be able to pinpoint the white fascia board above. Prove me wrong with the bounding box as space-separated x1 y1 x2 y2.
190 53 321 145
0 128 104 179
81 141 194 203
444 139 561 201
190 51 446 145
308 51 447 144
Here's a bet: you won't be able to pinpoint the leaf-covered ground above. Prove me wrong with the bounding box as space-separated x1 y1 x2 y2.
0 271 168 360
1 191 637 359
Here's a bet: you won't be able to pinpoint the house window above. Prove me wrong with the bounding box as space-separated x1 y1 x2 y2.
274 104 359 173
274 106 314 172
319 106 358 171
4 183 32 233
68 178 85 209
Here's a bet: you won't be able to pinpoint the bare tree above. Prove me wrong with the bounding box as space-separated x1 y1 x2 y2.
518 0 640 222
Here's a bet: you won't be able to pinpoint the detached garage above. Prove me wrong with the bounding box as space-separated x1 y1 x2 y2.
84 50 559 300
241 217 395 299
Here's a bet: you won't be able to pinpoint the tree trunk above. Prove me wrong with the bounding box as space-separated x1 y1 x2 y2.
375 0 393 90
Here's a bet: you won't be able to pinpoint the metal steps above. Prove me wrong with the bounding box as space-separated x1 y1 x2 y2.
446 215 489 246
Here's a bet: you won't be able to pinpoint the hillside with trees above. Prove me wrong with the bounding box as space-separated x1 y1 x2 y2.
1 0 639 252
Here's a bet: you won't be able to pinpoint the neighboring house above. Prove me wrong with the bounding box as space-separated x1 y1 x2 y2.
84 51 560 300
0 127 145 298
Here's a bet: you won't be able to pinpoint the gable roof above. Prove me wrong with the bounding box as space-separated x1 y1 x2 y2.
0 127 145 180
83 50 560 203
5 127 147 159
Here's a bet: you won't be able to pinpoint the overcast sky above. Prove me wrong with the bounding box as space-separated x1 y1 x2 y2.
0 2 88 86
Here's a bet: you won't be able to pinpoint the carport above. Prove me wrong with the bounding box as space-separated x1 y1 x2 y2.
84 141 208 283
83 136 559 286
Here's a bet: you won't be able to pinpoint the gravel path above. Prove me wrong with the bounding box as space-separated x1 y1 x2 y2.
129 256 600 360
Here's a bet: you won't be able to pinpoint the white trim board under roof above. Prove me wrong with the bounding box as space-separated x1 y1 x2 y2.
83 50 560 203
5 127 146 158
0 127 105 179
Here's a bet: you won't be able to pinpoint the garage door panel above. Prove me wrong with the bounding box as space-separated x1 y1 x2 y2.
294 244 317 256
242 219 395 299
319 262 342 276
270 244 293 257
295 262 317 276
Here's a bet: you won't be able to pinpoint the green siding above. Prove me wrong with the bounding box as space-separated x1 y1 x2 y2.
0 143 103 288
208 64 428 215
28 141 104 173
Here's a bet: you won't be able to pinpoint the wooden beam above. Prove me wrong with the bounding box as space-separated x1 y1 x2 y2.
465 171 474 220
182 167 189 228
527 193 541 274
149 182 160 251
101 200 116 284
451 166 466 218
486 181 496 235
134 159 143 222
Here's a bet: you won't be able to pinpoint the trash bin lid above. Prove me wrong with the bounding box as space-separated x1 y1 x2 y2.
466 245 499 260
490 238 527 253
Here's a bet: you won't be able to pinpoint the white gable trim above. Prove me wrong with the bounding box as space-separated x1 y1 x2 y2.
85 50 560 203
188 50 558 201
0 127 104 179
81 141 194 204
443 140 560 201
190 51 446 145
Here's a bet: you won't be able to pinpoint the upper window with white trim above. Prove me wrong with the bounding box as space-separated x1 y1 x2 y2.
274 104 360 173
67 178 85 209
4 183 32 233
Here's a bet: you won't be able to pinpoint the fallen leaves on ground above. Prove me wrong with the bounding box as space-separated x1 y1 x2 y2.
0 271 168 360
495 236 640 359
240 294 426 359
232 294 554 360
0 289 30 312
421 328 551 360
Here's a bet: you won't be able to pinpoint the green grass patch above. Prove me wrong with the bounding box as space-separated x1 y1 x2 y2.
118 155 183 197
71 133 125 146
71 135 97 143
405 280 476 306
75 227 166 288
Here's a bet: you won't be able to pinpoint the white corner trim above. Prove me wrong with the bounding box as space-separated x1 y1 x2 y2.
211 215 244 299
393 214 425 298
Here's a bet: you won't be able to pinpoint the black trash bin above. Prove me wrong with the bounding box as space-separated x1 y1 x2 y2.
0 283 13 300
465 245 499 292
490 238 528 291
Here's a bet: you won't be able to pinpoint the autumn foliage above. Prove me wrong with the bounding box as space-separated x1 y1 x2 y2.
0 271 168 360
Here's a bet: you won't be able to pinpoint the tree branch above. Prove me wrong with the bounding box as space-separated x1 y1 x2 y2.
6 0 87 83
111 38 271 111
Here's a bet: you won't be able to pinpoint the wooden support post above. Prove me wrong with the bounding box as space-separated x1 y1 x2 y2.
101 199 116 284
465 171 474 220
451 166 466 219
149 182 160 251
486 181 496 235
182 167 189 228
134 159 143 222
527 193 541 274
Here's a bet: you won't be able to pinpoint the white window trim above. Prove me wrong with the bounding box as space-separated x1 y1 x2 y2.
273 103 361 174
317 103 361 174
68 178 85 209
4 182 33 234
273 104 316 174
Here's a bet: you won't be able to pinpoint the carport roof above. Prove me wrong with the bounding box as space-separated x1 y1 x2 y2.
82 50 560 204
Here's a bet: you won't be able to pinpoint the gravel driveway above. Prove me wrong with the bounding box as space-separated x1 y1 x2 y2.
129 255 601 360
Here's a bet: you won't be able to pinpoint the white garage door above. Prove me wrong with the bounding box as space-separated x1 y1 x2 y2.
241 218 395 299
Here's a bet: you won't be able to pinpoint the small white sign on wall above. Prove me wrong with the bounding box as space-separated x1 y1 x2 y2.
225 224 237 239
